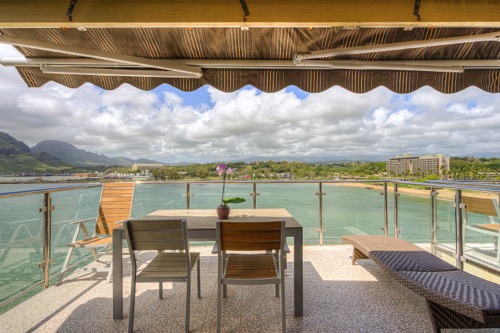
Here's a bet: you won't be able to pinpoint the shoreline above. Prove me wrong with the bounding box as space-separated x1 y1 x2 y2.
329 182 496 201
1 179 497 201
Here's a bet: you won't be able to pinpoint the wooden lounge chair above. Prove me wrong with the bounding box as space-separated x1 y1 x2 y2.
462 196 500 262
216 220 286 333
58 182 135 284
343 235 500 332
123 218 201 333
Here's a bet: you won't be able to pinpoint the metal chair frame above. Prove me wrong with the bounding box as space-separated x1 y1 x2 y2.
216 220 286 333
124 218 201 333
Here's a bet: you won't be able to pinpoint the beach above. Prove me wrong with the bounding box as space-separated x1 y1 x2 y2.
328 181 497 201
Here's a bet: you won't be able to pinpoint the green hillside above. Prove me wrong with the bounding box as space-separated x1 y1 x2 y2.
31 140 132 167
0 132 72 173
0 131 31 155
0 153 72 172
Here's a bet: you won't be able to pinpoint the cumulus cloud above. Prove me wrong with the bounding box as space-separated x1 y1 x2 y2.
0 44 500 162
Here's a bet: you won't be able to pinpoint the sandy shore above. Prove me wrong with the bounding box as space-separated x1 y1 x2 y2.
326 182 496 201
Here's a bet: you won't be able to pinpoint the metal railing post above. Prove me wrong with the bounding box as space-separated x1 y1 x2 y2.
394 183 400 238
39 192 54 289
383 182 388 236
186 183 191 209
315 182 325 246
248 182 259 209
252 182 257 209
430 187 438 255
455 189 464 269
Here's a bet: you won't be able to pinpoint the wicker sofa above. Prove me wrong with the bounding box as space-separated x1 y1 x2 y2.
342 235 500 332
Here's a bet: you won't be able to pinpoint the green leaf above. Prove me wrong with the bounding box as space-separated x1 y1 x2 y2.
223 197 246 205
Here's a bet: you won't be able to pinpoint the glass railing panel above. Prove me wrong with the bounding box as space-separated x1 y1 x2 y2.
461 191 500 268
323 182 387 244
132 183 187 217
396 188 432 243
190 182 253 210
50 186 102 276
435 190 457 253
0 193 44 306
256 183 319 245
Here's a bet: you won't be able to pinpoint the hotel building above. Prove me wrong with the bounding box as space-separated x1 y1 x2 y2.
386 154 450 176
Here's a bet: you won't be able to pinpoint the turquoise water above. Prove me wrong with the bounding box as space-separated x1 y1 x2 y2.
0 181 458 309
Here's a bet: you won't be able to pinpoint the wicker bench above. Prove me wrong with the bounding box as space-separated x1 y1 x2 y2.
342 235 500 332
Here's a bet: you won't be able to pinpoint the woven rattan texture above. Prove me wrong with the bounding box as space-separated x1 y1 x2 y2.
342 235 424 256
342 235 500 331
426 300 500 332
370 250 458 272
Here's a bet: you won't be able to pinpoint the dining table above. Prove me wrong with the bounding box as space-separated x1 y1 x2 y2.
112 208 303 319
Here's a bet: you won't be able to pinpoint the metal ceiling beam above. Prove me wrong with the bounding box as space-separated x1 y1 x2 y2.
294 31 500 63
0 0 498 28
3 57 499 68
0 35 203 77
40 66 199 78
4 57 500 74
300 60 464 73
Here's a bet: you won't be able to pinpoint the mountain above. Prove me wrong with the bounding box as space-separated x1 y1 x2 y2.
0 132 164 172
0 132 31 155
31 140 163 167
31 140 131 167
0 132 71 172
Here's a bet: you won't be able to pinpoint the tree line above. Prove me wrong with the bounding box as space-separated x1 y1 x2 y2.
136 158 500 182
142 160 385 181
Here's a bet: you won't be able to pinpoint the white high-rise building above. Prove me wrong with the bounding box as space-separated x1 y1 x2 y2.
386 154 450 176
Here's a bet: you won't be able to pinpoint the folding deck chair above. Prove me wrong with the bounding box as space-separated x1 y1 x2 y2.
462 195 500 263
58 182 135 283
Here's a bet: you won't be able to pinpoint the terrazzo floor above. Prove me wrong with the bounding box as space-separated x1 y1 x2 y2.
1 245 498 333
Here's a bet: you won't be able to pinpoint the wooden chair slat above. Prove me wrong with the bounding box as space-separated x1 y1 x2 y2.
132 241 186 251
128 219 184 230
221 221 282 230
222 241 281 251
129 229 184 240
221 230 281 240
462 196 498 216
95 182 134 235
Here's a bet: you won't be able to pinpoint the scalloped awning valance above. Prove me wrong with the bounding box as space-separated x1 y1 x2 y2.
0 26 499 93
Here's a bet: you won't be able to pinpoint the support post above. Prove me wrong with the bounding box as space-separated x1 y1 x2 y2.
383 182 389 236
394 183 400 238
430 187 438 255
318 182 324 246
455 189 464 269
252 182 257 209
40 192 53 289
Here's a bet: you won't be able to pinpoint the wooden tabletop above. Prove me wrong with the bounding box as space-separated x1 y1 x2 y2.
146 208 302 230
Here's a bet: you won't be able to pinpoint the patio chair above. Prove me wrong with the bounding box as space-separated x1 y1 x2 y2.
58 182 135 284
216 220 286 333
462 195 500 262
124 218 201 333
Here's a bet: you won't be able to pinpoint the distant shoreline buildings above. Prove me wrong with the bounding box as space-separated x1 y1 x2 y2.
132 163 165 171
386 154 450 177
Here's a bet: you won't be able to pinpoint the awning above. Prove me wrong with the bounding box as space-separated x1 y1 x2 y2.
1 26 499 93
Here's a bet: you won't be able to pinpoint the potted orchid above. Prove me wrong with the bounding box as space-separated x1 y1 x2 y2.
216 163 246 219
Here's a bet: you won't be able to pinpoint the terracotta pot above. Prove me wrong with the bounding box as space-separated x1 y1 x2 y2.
216 205 230 219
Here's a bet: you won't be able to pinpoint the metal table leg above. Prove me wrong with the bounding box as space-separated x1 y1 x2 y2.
294 228 303 317
112 228 123 320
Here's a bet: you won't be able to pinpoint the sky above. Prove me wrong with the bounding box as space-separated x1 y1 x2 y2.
1 44 500 164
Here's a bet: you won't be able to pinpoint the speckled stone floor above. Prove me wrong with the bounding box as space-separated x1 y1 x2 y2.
0 245 498 333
